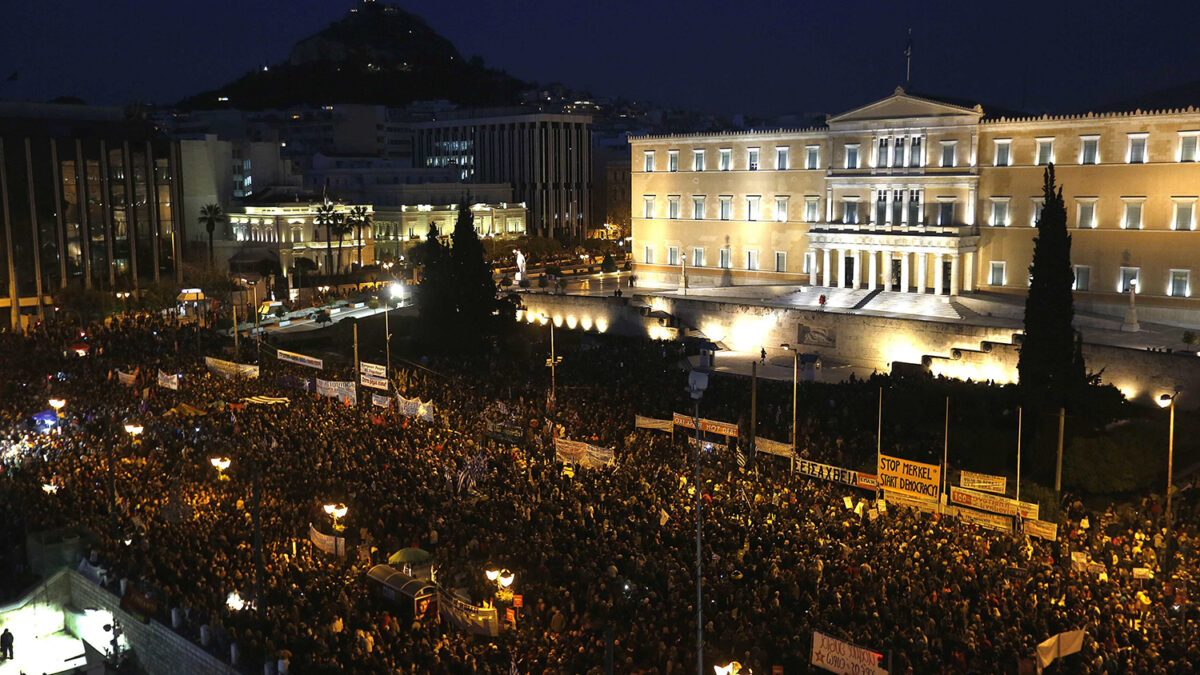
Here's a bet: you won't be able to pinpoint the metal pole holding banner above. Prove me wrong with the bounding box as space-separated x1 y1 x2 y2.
1016 406 1023 503
694 395 703 675
232 302 239 356
876 387 883 494
942 396 949 505
353 323 360 402
1055 407 1065 493
384 302 391 385
750 361 757 471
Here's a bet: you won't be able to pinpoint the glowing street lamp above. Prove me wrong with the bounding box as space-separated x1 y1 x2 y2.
498 572 515 588
226 591 252 611
42 483 59 494
1159 388 1182 571
323 503 348 531
49 398 66 412
123 423 143 437
210 457 231 480
714 662 745 675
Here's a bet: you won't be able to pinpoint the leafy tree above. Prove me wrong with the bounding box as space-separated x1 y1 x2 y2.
198 204 224 270
601 253 617 274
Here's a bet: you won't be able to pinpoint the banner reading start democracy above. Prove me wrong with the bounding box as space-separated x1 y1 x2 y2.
877 454 941 502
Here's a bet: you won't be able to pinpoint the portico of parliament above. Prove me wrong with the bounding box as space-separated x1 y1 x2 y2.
630 88 1200 319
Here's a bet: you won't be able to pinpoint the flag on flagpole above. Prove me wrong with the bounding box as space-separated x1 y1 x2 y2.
736 447 746 470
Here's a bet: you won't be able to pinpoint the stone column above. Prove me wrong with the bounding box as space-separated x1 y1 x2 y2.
834 249 844 288
917 253 927 294
963 251 975 292
900 252 910 292
882 250 892 292
867 250 878 292
950 254 960 296
822 249 832 287
934 253 944 295
851 249 861 289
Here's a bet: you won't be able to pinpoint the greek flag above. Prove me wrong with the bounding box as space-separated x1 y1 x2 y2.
736 447 746 470
456 452 489 495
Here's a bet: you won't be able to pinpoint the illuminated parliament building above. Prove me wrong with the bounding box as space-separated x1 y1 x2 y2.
629 88 1200 322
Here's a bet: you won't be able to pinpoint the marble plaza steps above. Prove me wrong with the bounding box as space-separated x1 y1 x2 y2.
775 287 964 321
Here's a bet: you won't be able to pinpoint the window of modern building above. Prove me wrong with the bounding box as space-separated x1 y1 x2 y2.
775 196 789 222
668 196 680 219
805 197 820 223
876 192 888 224
989 261 1006 286
1073 265 1091 291
909 136 922 166
994 139 1012 167
1123 200 1144 229
991 198 1010 226
719 196 732 220
692 247 706 267
775 251 787 273
693 196 706 220
644 245 655 265
1180 132 1199 162
643 196 655 219
938 200 955 226
719 149 732 171
1127 134 1148 164
806 145 819 170
843 200 859 224
845 144 860 169
667 246 680 266
776 146 790 170
1077 199 1097 228
1170 269 1191 297
746 249 759 270
748 148 760 171
1119 266 1140 293
1031 198 1045 226
1174 199 1196 230
907 190 921 224
1080 136 1100 165
1036 138 1054 166
643 151 655 172
668 150 679 172
877 138 889 167
693 149 706 171
719 247 732 269
940 141 957 168
746 196 761 221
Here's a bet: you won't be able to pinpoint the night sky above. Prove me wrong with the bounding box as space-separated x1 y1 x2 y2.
2 0 1197 117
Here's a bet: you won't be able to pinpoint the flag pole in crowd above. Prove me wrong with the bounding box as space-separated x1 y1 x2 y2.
942 396 949 506
1016 406 1023 503
1055 407 1065 493
875 386 883 494
687 370 708 675
232 302 239 355
354 322 360 402
750 360 757 475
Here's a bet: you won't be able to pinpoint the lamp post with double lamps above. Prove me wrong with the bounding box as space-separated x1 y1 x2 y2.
1158 388 1182 572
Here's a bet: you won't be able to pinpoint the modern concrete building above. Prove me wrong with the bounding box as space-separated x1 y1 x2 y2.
630 88 1200 324
0 103 185 329
413 110 592 240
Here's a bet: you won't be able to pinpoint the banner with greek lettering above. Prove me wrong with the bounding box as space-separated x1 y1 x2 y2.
956 506 1013 533
810 630 887 675
157 370 180 390
277 348 324 370
360 372 389 390
755 437 795 458
117 370 136 386
205 356 260 379
360 361 387 379
1023 519 1058 541
672 412 739 437
635 415 674 432
797 458 870 489
309 523 345 557
316 379 356 406
372 393 391 408
877 454 941 502
437 588 499 637
950 486 1039 520
555 437 616 469
960 470 1007 494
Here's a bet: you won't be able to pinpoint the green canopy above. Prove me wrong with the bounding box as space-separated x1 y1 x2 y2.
388 547 431 565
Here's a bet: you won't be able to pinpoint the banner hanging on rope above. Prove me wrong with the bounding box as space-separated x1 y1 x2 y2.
278 349 323 370
672 412 739 437
157 370 180 390
634 415 674 432
960 470 1007 494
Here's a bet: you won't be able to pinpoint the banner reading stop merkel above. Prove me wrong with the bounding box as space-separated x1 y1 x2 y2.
877 454 941 502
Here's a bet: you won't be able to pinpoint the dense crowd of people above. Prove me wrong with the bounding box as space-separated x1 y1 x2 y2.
0 313 1197 674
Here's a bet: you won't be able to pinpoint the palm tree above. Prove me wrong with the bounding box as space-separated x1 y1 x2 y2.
330 211 354 275
348 205 372 270
313 200 339 275
198 204 224 270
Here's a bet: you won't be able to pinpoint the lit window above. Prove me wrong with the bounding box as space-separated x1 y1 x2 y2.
719 196 732 220
893 137 907 168
748 148 760 171
938 200 955 226
843 200 859 224
776 147 790 170
1073 265 1090 291
1175 200 1196 231
667 196 680 219
746 196 761 221
875 191 887 224
1077 200 1096 228
1036 138 1054 166
891 189 903 224
1080 136 1099 165
1170 269 1191 297
876 138 889 167
692 247 706 267
667 246 679 266
667 150 679 172
1180 133 1199 162
1127 134 1147 164
1119 267 1140 293
940 141 956 168
719 149 732 171
1123 201 1143 230
746 250 759 270
994 140 1012 167
775 251 787 273
805 198 820 223
802 252 812 274
693 149 706 171
1031 198 1045 226
845 144 860 169
991 198 1010 226
775 197 789 222
644 245 655 265
719 247 731 269
692 196 706 220
907 190 921 225
989 261 1006 286
643 151 655 172
643 196 655 219
805 146 819 170
909 136 922 167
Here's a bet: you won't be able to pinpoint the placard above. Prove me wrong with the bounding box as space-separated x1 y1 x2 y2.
360 361 387 378
1023 519 1058 541
960 470 1007 494
810 631 887 675
877 454 941 501
950 486 1039 520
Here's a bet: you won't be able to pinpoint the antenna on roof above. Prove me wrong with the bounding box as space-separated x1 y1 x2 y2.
903 28 913 90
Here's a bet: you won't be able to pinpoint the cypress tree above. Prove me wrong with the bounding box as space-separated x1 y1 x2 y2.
449 201 498 335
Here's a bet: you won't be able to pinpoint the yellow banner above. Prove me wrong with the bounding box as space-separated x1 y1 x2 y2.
878 454 941 501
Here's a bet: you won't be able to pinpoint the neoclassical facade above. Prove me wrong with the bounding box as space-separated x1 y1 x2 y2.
630 89 1200 320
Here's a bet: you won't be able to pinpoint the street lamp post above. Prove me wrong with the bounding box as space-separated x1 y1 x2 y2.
323 503 348 532
687 370 708 675
539 313 560 410
680 252 688 293
780 344 798 462
1158 389 1181 571
210 457 231 481
387 283 403 381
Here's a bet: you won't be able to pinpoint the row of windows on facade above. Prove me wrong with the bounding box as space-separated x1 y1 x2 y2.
640 192 1199 231
986 261 1192 298
642 132 1200 172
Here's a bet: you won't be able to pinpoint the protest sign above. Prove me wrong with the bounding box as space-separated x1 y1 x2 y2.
278 349 323 370
960 470 1007 494
810 630 887 675
878 454 941 502
672 412 739 437
950 486 1039 520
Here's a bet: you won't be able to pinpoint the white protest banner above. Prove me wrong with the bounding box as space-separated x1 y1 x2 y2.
755 436 795 458
360 361 387 379
843 496 854 509
1070 551 1089 572
205 356 260 379
956 505 1013 533
395 395 434 422
117 370 136 386
635 415 674 432
882 490 940 514
316 379 356 406
555 437 616 469
1133 567 1154 580
1024 519 1058 541
360 372 389 390
673 412 739 437
437 588 499 637
878 454 941 502
157 370 179 390
960 470 1007 494
810 630 887 675
372 393 391 408
950 486 1040 520
277 348 323 370
1036 630 1085 673
309 523 345 557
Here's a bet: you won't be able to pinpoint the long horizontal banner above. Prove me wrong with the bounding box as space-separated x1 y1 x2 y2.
555 437 616 469
810 630 887 675
117 370 136 386
878 454 941 502
157 370 180 390
360 373 389 390
949 486 1039 520
360 361 387 379
635 415 674 432
437 588 499 637
797 458 877 490
396 395 434 422
1023 519 1058 541
882 490 940 514
960 470 1006 494
205 357 259 380
755 437 795 458
672 412 739 437
956 505 1013 533
309 523 345 557
316 378 356 406
277 349 323 370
